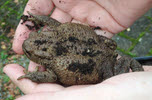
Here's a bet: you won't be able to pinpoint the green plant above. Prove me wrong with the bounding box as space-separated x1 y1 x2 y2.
5 95 15 100
0 0 28 33
0 51 8 60
2 75 10 83
146 48 152 56
116 25 150 57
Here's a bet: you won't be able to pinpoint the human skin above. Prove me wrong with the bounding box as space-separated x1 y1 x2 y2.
3 0 152 99
3 65 152 100
13 0 152 54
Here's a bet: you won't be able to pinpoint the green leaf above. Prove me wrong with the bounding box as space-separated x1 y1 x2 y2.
3 75 10 83
0 51 8 60
5 95 15 100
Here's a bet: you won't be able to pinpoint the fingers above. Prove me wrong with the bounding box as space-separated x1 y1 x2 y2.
51 8 72 23
3 64 64 94
13 0 54 54
28 61 45 72
16 72 152 100
53 0 125 33
71 19 114 38
96 0 152 27
94 29 114 38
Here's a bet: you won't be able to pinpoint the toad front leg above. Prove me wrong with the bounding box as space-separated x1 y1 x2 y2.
27 11 61 28
17 69 57 83
114 56 144 75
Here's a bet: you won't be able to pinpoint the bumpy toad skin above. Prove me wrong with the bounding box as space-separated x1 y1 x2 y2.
18 12 144 86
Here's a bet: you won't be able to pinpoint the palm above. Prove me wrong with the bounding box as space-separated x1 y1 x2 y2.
4 64 152 100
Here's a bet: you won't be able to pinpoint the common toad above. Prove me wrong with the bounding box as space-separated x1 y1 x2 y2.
18 12 144 86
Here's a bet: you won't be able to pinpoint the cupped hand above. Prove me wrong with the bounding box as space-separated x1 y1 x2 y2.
13 0 152 54
3 65 152 100
12 0 152 72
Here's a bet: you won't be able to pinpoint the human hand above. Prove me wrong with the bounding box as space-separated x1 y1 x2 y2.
3 65 152 100
12 0 152 78
13 0 152 54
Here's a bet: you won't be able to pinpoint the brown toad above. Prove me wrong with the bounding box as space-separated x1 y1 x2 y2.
18 12 144 86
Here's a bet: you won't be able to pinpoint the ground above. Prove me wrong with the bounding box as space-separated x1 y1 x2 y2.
113 8 152 57
0 1 152 100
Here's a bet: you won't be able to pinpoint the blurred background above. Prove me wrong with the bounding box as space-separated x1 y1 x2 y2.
0 0 152 99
